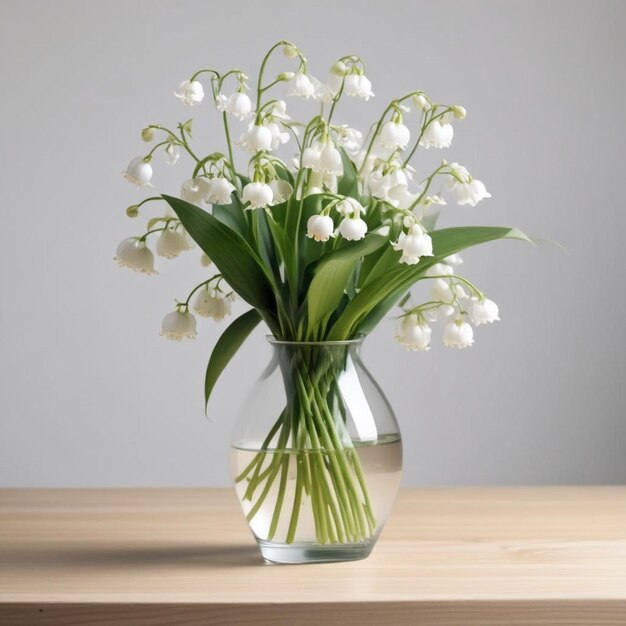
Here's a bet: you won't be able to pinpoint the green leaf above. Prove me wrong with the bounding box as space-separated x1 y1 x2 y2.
212 194 249 239
337 148 359 198
306 234 386 329
204 309 262 410
162 195 276 315
329 226 531 339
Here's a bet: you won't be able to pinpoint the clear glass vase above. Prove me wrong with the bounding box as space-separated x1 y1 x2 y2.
230 337 402 564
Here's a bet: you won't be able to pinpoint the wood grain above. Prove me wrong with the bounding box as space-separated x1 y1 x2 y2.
1 487 625 625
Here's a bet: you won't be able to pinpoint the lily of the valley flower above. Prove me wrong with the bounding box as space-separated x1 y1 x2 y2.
419 120 454 149
334 125 363 155
307 214 335 242
266 121 290 150
338 215 367 240
269 179 293 204
216 92 253 120
317 141 343 176
123 157 153 188
451 178 492 207
392 223 433 265
156 228 188 259
237 124 273 153
286 73 315 99
115 238 157 274
206 177 236 205
192 288 233 321
160 310 197 341
443 319 474 349
165 143 180 165
379 120 411 151
470 298 500 325
242 182 273 209
181 177 210 203
413 94 432 112
344 74 374 100
174 80 205 106
395 314 432 351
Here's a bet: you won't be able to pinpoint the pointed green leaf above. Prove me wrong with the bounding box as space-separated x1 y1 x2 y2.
162 195 276 314
204 309 262 410
329 226 531 339
306 234 386 328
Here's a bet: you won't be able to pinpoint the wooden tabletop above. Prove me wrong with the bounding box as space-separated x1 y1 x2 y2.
1 487 625 625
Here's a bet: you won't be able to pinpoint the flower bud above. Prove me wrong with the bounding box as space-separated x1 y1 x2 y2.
283 44 298 58
452 105 467 120
413 94 431 112
126 205 139 218
277 71 295 81
330 61 348 77
141 127 155 142
200 254 212 267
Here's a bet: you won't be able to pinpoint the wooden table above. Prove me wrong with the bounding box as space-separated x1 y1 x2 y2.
1 487 625 625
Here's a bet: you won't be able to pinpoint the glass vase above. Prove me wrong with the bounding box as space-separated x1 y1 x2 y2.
230 337 402 564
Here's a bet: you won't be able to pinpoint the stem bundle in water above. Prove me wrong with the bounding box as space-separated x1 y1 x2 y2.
234 347 377 545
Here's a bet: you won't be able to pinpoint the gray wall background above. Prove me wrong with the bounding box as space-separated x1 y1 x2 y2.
1 0 624 487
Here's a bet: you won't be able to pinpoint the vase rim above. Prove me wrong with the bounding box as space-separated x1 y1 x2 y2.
266 335 365 347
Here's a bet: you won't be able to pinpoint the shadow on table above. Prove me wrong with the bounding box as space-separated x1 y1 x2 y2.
3 543 264 570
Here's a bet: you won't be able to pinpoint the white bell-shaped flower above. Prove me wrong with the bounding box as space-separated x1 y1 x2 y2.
160 310 197 341
470 298 500 325
413 94 432 112
269 179 293 205
431 278 453 302
419 120 454 149
344 74 374 100
395 314 432 352
173 80 204 106
156 228 188 259
181 177 211 204
216 92 253 120
192 288 232 321
266 122 290 150
380 121 411 150
338 216 368 241
450 178 492 207
443 319 474 349
334 125 363 155
123 157 153 188
302 147 321 169
237 124 273 153
307 214 335 242
115 238 157 274
336 197 365 217
286 73 315 99
242 182 273 209
392 223 433 265
445 253 463 266
387 184 418 210
165 144 180 165
206 177 235 205
317 141 343 176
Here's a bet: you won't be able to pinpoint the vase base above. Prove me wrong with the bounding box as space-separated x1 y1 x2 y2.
257 538 376 564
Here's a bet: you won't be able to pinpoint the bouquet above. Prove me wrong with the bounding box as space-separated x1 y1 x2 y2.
116 41 528 550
